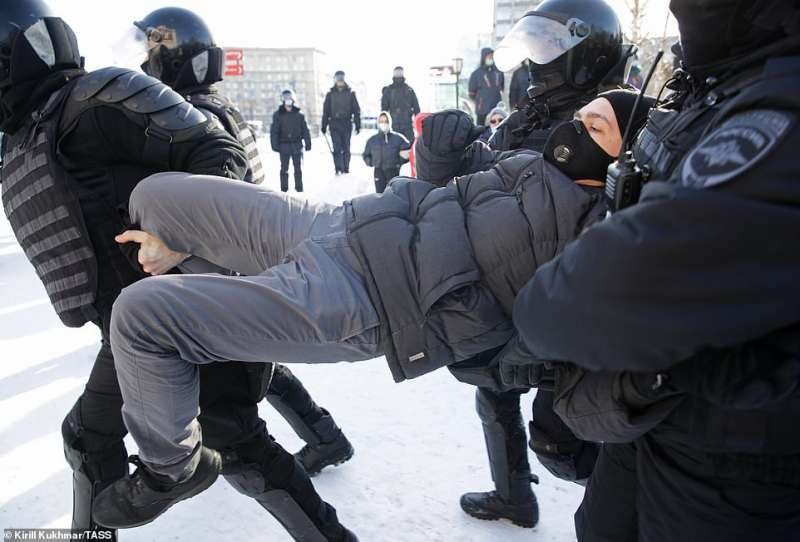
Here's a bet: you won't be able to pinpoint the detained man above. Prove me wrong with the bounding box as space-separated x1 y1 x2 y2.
92 91 654 529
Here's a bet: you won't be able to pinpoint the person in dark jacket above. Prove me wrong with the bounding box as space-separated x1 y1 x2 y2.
321 71 360 175
271 89 312 192
363 111 411 193
468 47 504 125
499 2 800 541
508 60 531 111
88 93 639 528
0 4 356 541
380 66 420 143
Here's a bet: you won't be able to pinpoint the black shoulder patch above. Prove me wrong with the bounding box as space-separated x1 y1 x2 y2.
682 109 795 189
72 67 133 101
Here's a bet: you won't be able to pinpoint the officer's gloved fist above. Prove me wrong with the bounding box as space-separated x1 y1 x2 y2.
422 110 484 155
416 110 483 185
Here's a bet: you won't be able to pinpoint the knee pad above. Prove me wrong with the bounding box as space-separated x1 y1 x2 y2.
62 402 127 482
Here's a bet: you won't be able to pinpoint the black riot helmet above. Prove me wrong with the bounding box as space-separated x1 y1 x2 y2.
0 0 81 96
495 0 623 94
134 7 224 91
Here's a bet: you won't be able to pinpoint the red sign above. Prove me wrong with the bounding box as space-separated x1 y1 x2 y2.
224 48 244 77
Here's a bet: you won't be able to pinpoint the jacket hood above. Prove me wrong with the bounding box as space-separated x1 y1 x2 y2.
484 105 509 126
377 110 393 129
331 83 351 92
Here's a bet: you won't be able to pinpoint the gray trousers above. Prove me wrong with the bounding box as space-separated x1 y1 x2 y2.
111 172 381 479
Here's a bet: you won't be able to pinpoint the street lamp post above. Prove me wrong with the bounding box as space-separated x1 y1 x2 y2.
452 57 464 110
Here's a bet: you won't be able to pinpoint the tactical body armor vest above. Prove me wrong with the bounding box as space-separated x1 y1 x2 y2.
2 67 209 327
2 81 97 327
187 90 264 185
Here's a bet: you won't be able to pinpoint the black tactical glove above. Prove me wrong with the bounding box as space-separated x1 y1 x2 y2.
422 109 484 155
416 110 484 185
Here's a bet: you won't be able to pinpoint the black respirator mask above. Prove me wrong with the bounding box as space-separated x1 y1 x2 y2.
543 119 613 182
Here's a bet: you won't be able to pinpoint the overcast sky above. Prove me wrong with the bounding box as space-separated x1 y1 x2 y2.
53 0 677 69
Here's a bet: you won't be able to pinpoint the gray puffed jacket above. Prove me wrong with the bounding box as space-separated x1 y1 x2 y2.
346 149 607 382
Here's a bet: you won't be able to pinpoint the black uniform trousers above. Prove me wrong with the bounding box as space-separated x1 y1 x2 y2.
576 436 800 542
329 121 352 173
373 166 400 194
279 151 303 192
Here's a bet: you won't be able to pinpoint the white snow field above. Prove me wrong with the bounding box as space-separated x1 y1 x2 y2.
0 134 583 541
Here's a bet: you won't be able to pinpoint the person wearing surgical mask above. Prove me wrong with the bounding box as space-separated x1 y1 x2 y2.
468 47 505 125
363 111 411 193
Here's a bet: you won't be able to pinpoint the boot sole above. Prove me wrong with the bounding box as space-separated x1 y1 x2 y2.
462 509 537 529
98 459 221 529
305 448 354 477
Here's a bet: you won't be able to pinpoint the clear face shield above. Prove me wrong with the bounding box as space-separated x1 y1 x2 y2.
494 13 591 72
111 22 177 76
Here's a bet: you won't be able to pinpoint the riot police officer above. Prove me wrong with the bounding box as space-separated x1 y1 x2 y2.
0 2 356 540
415 0 628 527
135 5 354 478
321 71 360 175
505 1 800 540
380 66 420 144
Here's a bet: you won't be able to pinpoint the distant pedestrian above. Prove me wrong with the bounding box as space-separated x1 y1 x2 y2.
363 111 410 193
322 71 361 175
270 89 311 192
468 47 504 125
381 66 420 143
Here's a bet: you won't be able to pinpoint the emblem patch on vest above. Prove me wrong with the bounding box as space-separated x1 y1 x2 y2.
682 110 794 189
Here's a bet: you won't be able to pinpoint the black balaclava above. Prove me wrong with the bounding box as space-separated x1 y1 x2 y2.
669 0 797 74
543 119 612 181
543 89 656 181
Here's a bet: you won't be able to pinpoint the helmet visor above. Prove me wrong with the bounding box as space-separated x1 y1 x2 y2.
111 25 149 71
494 14 591 71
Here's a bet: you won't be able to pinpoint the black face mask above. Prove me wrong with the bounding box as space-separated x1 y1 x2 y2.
392 76 405 85
670 0 754 71
543 119 613 182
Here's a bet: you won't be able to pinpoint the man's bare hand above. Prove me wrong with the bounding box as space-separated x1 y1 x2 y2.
115 230 188 276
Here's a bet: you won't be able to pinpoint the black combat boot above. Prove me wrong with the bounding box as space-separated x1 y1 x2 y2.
293 412 354 476
460 471 540 528
93 446 221 528
266 365 354 476
461 387 540 527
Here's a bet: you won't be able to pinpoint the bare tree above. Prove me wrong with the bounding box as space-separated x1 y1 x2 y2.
624 0 651 45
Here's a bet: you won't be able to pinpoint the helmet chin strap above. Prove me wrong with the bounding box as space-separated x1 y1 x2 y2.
513 61 594 137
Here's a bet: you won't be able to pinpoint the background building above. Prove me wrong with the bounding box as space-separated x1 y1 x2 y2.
493 0 542 43
217 47 328 135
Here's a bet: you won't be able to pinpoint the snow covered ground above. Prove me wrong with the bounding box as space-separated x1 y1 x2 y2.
0 133 583 541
